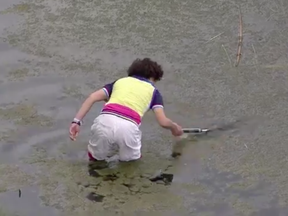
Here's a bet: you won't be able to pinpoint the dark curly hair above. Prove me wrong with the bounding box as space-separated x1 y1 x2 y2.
127 58 164 81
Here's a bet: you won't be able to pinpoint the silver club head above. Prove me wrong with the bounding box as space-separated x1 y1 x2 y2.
182 128 209 134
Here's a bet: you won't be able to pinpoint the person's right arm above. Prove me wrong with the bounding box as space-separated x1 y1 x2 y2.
153 107 177 129
150 90 183 136
153 107 182 136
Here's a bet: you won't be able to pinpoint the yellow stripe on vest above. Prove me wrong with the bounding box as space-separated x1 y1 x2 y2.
107 77 155 117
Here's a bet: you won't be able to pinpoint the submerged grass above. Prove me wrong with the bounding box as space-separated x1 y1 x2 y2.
20 145 187 214
0 164 34 193
0 208 18 216
7 68 38 81
0 102 53 127
0 3 44 15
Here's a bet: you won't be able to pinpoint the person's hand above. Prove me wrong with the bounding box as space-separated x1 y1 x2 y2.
171 123 183 137
69 123 80 141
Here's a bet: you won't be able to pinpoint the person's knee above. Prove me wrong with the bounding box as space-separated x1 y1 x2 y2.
87 145 108 161
88 151 100 161
89 151 107 161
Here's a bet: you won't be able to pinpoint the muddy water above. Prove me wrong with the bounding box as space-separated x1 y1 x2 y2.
0 0 288 215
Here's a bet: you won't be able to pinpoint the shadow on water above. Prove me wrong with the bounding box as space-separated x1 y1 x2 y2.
171 117 254 158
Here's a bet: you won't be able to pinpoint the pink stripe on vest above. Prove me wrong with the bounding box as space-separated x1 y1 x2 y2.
101 103 141 125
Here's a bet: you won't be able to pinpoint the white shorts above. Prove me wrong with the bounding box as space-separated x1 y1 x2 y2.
88 114 142 161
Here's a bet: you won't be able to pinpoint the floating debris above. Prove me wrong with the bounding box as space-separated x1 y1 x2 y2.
149 170 173 185
206 32 224 43
149 170 162 180
86 192 105 202
235 9 243 67
222 44 232 68
251 43 258 66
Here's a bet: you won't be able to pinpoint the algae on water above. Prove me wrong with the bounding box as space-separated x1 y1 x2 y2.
0 208 18 216
0 3 44 15
0 164 34 194
7 68 38 81
0 102 53 127
62 84 84 99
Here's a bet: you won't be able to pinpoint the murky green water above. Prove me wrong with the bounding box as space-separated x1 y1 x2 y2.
0 0 288 215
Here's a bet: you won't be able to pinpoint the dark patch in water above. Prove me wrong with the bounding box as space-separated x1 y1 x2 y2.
184 119 248 141
102 173 118 181
122 182 134 188
82 183 101 188
149 173 174 185
208 119 243 132
88 161 108 170
88 169 101 178
86 192 105 202
171 152 181 158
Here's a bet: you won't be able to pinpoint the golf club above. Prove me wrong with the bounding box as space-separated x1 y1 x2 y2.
182 128 209 134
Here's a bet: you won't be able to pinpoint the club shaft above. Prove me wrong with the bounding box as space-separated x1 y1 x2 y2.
182 128 204 133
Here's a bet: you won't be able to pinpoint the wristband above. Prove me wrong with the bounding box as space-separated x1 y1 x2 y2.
72 118 83 126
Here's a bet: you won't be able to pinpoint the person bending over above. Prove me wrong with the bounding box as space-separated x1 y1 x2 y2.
69 58 183 161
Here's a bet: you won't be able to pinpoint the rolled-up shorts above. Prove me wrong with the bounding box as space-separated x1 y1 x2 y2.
88 114 142 161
